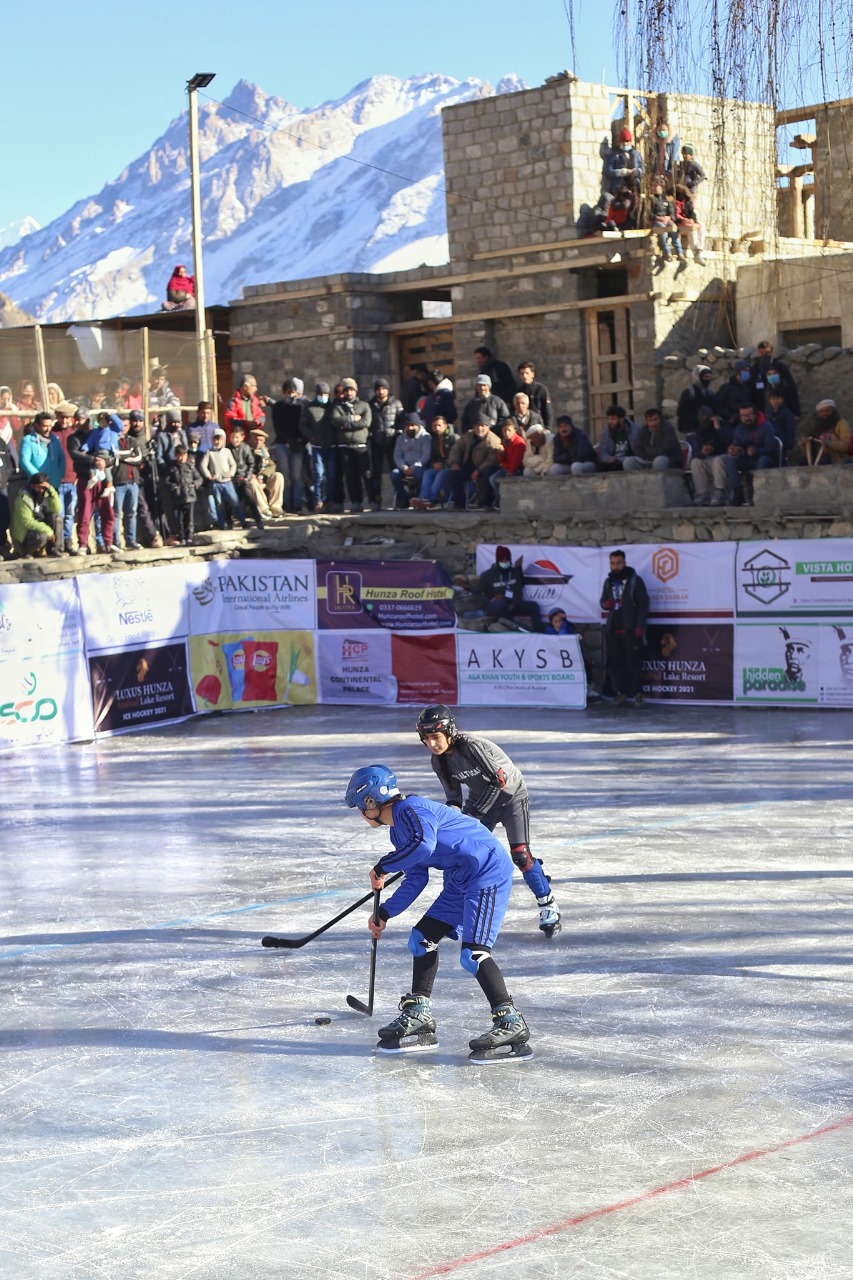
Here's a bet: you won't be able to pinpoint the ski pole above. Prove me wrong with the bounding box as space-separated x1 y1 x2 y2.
260 872 402 950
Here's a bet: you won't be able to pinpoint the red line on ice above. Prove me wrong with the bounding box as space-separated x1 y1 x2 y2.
410 1112 853 1279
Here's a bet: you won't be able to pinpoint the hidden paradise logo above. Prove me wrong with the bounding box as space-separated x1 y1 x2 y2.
743 627 811 694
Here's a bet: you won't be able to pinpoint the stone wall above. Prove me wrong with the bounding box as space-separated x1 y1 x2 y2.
814 101 853 242
660 342 853 421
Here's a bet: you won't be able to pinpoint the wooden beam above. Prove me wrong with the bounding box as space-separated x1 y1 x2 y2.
471 230 649 261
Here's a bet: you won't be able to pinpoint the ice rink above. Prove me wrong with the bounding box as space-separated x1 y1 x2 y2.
1 703 851 1280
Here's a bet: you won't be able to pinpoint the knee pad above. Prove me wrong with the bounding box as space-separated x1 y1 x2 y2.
408 928 439 957
511 843 535 873
460 946 490 975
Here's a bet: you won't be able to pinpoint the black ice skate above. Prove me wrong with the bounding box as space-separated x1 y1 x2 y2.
537 893 562 939
468 999 533 1065
376 993 438 1054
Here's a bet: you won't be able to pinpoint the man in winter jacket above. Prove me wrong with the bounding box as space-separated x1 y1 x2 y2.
329 378 372 510
300 382 335 511
368 378 405 510
598 405 637 471
677 365 717 437
600 548 649 706
226 375 266 434
11 473 63 558
549 415 597 475
460 374 510 433
19 413 64 487
447 416 502 510
724 404 777 502
765 389 797 461
689 407 733 505
477 545 542 631
516 362 551 428
49 402 81 549
390 413 432 509
474 346 515 406
750 341 801 416
714 360 762 422
422 370 457 428
247 426 285 518
271 377 311 513
228 425 265 528
111 418 145 549
201 429 249 529
508 391 544 438
411 416 459 509
623 409 683 472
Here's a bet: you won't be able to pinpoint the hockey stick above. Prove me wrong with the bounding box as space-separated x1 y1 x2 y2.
260 872 402 950
346 889 381 1016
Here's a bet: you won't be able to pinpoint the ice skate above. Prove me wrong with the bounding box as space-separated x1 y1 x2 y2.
537 893 562 939
468 1000 533 1065
376 993 438 1054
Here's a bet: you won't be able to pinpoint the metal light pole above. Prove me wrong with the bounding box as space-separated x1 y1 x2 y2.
187 72 215 403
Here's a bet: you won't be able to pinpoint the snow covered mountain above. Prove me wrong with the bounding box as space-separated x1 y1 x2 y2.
0 73 525 324
0 216 41 252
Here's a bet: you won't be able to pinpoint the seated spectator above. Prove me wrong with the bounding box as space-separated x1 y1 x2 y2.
544 607 576 636
508 391 544 436
477 545 542 632
228 425 265 529
461 374 510 433
577 192 612 236
167 444 203 543
750 341 801 416
623 408 683 472
522 423 553 477
714 359 760 421
515 362 551 427
247 426 285 518
549 415 597 476
474 346 515 406
201 428 249 529
604 129 644 196
795 399 851 466
421 370 457 428
411 415 459 510
447 415 502 510
163 264 196 311
690 407 733 505
673 185 706 263
604 187 638 232
724 404 777 503
19 413 63 487
598 405 636 471
677 365 716 437
390 412 433 509
650 181 685 264
764 389 797 462
11 472 63 558
487 419 528 509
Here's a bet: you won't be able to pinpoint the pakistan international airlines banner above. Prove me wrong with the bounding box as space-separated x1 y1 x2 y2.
0 580 93 750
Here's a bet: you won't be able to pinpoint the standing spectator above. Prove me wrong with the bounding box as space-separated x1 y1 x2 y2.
153 410 188 470
300 382 334 512
411 416 459 510
477 545 542 631
675 143 707 198
650 181 685 264
167 444 203 543
11 473 63 559
461 374 510 433
598 405 636 472
189 401 220 452
515 362 551 428
521 423 553 477
400 364 428 414
0 429 14 555
622 409 683 472
76 451 116 555
368 378 405 511
724 404 777 503
271 377 310 513
600 548 649 706
201 428 249 529
487 419 528 509
604 127 644 196
247 427 285 518
228 425 265 528
125 411 164 547
474 346 515 406
421 370 457 429
750 341 801 416
447 416 502 510
714 359 761 421
549 415 597 475
148 367 180 412
390 412 432 509
225 374 265 432
111 418 144 550
329 378 372 512
677 365 716 438
50 402 79 551
765 389 797 462
20 413 63 486
796 399 851 466
508 391 543 437
689 407 733 505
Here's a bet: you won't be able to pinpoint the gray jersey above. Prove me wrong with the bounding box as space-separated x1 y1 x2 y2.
430 733 526 818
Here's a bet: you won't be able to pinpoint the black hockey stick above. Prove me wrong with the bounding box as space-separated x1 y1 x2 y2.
346 889 381 1016
260 872 402 950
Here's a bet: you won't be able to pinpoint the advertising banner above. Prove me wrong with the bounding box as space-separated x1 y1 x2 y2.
189 631 316 712
77 565 201 652
0 654 94 750
477 544 604 625
736 540 853 617
735 620 853 706
456 634 586 708
316 630 395 704
391 633 458 704
188 560 316 633
640 623 735 703
89 642 195 734
316 561 456 631
0 579 85 662
626 543 736 618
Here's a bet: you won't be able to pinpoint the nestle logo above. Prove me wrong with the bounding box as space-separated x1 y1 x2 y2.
342 640 369 659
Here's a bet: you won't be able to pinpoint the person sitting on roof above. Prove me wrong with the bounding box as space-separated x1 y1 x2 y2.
162 264 196 312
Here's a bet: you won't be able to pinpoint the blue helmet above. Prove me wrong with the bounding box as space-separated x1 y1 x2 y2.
345 765 401 812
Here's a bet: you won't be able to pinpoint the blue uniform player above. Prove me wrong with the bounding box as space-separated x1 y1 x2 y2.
345 764 532 1064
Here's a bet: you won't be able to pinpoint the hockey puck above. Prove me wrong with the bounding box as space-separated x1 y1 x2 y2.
314 1016 332 1026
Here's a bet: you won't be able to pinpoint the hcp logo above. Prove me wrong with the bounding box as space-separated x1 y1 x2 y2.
652 547 680 583
742 549 791 606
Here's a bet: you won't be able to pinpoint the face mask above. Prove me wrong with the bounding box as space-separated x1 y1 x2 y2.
767 374 781 386
317 395 329 404
739 371 751 383
700 375 712 385
498 560 511 570
657 130 668 139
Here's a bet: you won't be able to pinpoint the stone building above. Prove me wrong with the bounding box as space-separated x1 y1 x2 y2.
229 76 849 439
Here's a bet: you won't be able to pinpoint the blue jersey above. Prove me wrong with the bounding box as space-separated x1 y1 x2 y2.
376 795 512 919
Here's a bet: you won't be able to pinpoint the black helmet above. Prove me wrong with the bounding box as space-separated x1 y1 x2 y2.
417 704 457 742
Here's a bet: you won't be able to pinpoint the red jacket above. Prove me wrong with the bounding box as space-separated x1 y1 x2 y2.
166 266 195 297
226 392 265 429
499 434 527 475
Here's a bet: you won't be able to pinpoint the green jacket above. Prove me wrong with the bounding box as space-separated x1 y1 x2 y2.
11 483 61 543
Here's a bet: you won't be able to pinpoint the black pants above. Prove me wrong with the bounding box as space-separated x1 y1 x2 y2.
368 435 396 504
176 503 195 541
339 447 370 505
605 629 643 697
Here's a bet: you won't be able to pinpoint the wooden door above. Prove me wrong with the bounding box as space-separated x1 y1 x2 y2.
394 327 456 392
584 306 634 437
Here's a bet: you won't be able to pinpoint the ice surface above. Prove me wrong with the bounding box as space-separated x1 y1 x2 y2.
0 703 851 1279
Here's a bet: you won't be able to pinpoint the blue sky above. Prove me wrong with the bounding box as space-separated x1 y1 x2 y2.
2 0 611 231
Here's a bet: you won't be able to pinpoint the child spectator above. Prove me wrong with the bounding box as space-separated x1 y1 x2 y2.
167 444 203 544
650 182 685 264
765 390 797 462
544 607 576 636
487 419 527 509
